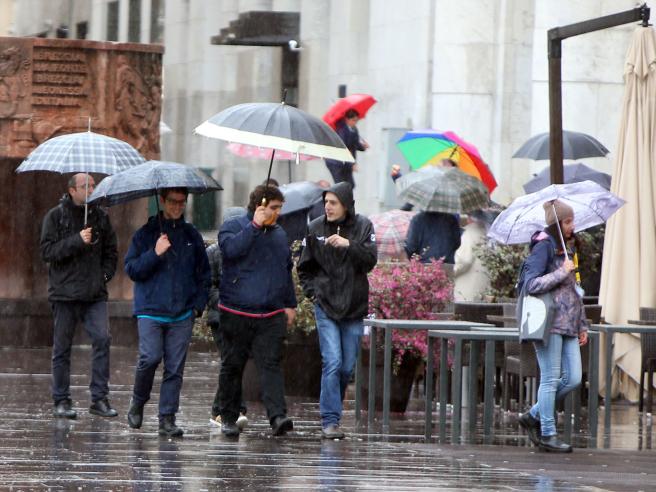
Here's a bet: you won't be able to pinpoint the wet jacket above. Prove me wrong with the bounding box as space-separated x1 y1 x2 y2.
523 232 588 337
298 182 378 320
405 211 461 264
40 194 117 302
125 214 210 318
218 213 297 314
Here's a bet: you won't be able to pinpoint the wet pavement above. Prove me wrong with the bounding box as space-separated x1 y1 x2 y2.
0 346 655 491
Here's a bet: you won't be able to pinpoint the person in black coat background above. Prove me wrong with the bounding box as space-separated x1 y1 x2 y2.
324 109 369 189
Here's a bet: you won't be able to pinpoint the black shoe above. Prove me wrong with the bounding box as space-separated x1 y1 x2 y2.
159 414 184 437
271 415 293 436
89 398 118 418
53 399 77 419
127 399 144 429
221 421 240 437
539 435 572 453
518 412 541 446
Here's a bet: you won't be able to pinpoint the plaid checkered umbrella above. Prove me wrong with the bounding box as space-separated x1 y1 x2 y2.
369 209 416 259
16 131 145 175
87 161 222 207
395 166 489 214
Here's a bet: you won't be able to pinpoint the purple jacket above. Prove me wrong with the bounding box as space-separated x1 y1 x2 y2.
525 232 588 337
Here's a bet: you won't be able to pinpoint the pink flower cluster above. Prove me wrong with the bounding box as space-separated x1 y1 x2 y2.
367 257 454 371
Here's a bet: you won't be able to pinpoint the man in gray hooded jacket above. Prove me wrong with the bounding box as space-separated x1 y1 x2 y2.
298 182 377 439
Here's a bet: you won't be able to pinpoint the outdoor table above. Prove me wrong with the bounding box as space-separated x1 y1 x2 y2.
589 323 656 439
359 319 493 429
425 328 518 443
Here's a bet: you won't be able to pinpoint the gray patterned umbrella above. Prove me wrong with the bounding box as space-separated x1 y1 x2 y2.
16 131 145 175
87 160 222 207
395 166 489 214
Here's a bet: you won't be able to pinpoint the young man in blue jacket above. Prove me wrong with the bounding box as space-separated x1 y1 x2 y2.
124 187 210 437
217 184 297 437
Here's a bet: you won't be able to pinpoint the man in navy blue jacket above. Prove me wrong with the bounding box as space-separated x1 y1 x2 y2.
124 187 210 437
324 109 369 189
217 184 297 437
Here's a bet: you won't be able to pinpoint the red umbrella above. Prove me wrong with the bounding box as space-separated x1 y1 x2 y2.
322 94 377 129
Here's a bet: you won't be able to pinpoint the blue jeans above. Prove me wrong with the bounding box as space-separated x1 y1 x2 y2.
314 304 363 427
131 316 193 418
529 333 582 437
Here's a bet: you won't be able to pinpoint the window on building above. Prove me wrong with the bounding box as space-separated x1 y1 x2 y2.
76 21 88 40
150 0 164 43
107 1 119 41
128 0 141 42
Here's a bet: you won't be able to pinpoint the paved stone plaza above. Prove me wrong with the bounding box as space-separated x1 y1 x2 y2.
0 346 655 491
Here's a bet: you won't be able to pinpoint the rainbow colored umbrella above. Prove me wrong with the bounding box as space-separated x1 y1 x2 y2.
396 130 497 193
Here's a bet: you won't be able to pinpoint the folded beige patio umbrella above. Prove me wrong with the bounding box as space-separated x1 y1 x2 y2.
599 26 656 400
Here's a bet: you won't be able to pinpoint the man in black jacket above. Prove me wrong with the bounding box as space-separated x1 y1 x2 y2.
40 173 118 419
298 182 377 439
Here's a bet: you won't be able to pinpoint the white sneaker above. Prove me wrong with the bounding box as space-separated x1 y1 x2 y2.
209 415 222 427
236 413 248 431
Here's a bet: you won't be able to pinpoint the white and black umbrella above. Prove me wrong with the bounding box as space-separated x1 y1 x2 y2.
16 130 145 224
194 99 354 185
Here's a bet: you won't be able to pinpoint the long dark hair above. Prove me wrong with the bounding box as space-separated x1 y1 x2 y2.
545 222 581 255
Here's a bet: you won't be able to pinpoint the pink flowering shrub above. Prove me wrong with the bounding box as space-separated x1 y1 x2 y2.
367 257 453 371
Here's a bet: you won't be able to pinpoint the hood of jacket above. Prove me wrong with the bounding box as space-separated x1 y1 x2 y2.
322 182 355 221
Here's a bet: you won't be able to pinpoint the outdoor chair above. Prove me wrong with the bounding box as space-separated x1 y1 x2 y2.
637 307 656 413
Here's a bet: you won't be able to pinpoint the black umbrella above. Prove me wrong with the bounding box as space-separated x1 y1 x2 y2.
523 163 612 193
279 181 324 215
513 130 609 160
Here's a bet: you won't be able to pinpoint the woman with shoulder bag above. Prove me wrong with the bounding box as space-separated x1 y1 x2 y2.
518 199 589 453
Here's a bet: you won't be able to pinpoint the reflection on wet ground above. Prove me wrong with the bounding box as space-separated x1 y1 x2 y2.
0 347 654 491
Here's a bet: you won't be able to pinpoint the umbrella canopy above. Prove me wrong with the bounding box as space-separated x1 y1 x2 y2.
396 130 497 193
395 166 489 214
226 142 315 162
322 93 377 129
369 209 416 260
599 27 656 400
16 131 145 175
487 180 625 245
87 160 222 207
512 130 609 160
194 102 354 163
523 163 612 193
279 181 324 215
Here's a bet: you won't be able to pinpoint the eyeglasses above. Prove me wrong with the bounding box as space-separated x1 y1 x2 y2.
74 183 95 189
165 198 187 206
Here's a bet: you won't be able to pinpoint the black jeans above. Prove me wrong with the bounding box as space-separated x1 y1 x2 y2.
218 311 287 424
51 301 111 403
210 323 247 417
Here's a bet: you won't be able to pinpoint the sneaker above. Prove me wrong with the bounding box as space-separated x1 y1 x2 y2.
221 421 240 437
53 399 77 419
236 413 249 431
321 424 345 439
518 412 541 446
271 415 293 436
89 398 118 418
209 415 222 427
159 414 184 438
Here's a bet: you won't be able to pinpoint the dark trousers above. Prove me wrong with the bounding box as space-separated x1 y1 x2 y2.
51 301 111 403
218 310 287 424
131 316 193 418
325 160 355 189
210 322 247 417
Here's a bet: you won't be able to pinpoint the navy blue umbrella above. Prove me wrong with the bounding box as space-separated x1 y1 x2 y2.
87 160 222 207
513 130 609 160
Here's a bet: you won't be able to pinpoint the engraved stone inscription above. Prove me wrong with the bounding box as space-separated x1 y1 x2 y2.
32 48 89 107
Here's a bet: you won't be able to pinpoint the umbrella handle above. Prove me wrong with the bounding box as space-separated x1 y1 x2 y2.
552 203 569 261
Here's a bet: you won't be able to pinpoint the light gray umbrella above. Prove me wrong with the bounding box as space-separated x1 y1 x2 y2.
88 160 222 207
279 181 324 215
512 130 609 160
523 163 612 193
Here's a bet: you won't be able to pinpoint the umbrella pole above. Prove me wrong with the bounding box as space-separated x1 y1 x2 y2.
552 204 569 260
156 190 163 233
84 174 89 227
263 149 277 206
